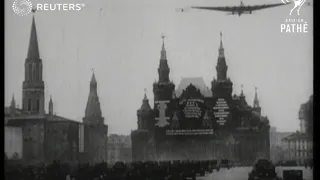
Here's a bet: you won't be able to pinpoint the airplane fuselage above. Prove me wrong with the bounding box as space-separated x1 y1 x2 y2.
190 0 284 17
234 1 251 16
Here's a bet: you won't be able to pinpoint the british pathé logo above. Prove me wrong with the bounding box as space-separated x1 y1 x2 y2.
280 0 308 33
282 0 306 15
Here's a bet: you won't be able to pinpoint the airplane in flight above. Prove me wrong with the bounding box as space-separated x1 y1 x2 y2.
181 1 291 16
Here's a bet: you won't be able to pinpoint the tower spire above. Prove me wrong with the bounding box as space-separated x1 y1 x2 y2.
143 88 148 100
84 72 103 124
140 89 151 111
157 34 170 83
90 69 97 85
253 87 260 108
220 32 223 48
219 32 225 58
10 94 16 116
27 9 40 60
216 32 228 81
161 34 167 60
240 84 244 97
22 8 45 114
49 95 53 115
11 94 16 108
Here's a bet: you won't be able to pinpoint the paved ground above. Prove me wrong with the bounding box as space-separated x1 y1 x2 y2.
197 166 313 180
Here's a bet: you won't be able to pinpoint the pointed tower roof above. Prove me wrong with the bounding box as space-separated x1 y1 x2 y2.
240 84 244 97
49 95 53 104
157 34 171 83
11 94 16 108
85 72 102 117
160 35 167 60
49 95 53 115
218 32 225 59
140 89 152 112
91 69 97 84
216 32 228 81
253 87 260 108
220 32 224 49
27 11 40 60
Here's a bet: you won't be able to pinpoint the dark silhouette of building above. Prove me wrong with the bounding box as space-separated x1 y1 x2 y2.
298 95 313 136
131 33 270 163
5 13 108 164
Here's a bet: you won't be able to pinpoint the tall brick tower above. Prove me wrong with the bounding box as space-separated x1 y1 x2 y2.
153 36 175 129
82 72 108 163
153 35 175 102
211 32 233 98
22 12 45 115
137 90 154 132
83 72 104 125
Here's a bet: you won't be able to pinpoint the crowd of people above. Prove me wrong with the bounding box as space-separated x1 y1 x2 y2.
5 158 313 180
5 159 232 180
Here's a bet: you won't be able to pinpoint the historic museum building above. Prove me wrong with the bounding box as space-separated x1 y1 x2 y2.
131 34 270 163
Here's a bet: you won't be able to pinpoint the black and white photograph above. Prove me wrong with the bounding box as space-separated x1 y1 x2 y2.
5 0 313 180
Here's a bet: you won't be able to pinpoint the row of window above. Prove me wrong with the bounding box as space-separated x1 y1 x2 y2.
26 63 42 81
287 141 312 150
27 99 40 112
289 151 310 157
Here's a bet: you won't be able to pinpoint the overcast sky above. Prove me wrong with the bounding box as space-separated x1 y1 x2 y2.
5 0 313 134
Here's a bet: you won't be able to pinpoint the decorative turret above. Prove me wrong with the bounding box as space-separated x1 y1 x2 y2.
22 10 45 115
252 87 262 114
158 35 170 83
10 94 16 116
83 71 104 125
139 89 152 113
27 11 40 60
49 95 53 115
216 32 228 81
239 84 249 107
253 87 260 107
240 84 244 97
211 32 233 98
137 89 153 131
153 35 175 101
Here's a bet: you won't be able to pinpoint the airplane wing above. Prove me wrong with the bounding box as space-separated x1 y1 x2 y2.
245 3 288 11
191 3 289 12
191 6 235 12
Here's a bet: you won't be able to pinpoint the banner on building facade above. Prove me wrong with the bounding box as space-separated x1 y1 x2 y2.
213 98 230 125
179 99 205 119
78 124 84 153
166 129 213 135
154 100 170 128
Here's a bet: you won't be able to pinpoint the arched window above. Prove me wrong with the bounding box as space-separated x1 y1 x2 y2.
32 63 36 81
29 64 32 81
39 63 42 81
36 100 40 112
35 63 38 81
